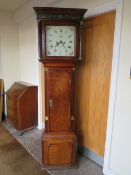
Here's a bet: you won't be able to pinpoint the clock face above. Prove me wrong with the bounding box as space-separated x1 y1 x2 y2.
46 26 75 57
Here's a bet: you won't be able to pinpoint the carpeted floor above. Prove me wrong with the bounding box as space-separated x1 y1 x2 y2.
0 124 49 175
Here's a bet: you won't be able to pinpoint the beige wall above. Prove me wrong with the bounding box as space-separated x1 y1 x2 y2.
0 10 20 91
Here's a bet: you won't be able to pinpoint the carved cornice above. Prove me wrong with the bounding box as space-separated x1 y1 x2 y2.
34 7 87 21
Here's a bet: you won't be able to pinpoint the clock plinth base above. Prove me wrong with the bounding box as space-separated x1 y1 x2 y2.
41 132 77 168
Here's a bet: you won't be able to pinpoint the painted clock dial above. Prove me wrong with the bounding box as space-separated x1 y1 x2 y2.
46 26 76 56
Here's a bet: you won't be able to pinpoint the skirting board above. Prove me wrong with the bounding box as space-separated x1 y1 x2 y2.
78 145 104 167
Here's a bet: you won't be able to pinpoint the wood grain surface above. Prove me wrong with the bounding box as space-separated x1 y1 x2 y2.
77 11 116 156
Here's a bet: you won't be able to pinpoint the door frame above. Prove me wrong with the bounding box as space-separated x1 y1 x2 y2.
84 0 123 175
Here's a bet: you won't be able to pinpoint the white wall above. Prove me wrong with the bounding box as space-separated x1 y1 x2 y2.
14 0 131 174
0 10 20 91
53 0 115 10
18 15 43 128
19 16 38 84
109 0 131 174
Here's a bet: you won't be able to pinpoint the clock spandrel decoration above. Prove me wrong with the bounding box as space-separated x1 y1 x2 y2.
34 7 87 168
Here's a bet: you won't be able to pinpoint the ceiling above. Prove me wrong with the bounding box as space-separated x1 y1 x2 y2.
0 0 28 11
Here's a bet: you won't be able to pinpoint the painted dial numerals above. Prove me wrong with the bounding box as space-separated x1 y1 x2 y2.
46 26 75 56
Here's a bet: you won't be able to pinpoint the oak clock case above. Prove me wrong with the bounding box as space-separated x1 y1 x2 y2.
34 7 87 169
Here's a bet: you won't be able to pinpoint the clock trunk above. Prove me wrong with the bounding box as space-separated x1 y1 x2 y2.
45 67 75 132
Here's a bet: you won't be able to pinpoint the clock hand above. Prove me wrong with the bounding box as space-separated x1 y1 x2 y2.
59 40 68 53
55 41 59 47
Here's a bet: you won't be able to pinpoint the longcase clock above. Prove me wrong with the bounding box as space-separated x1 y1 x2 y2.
34 7 87 168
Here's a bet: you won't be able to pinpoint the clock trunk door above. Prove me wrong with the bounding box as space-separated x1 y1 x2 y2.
45 68 74 132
